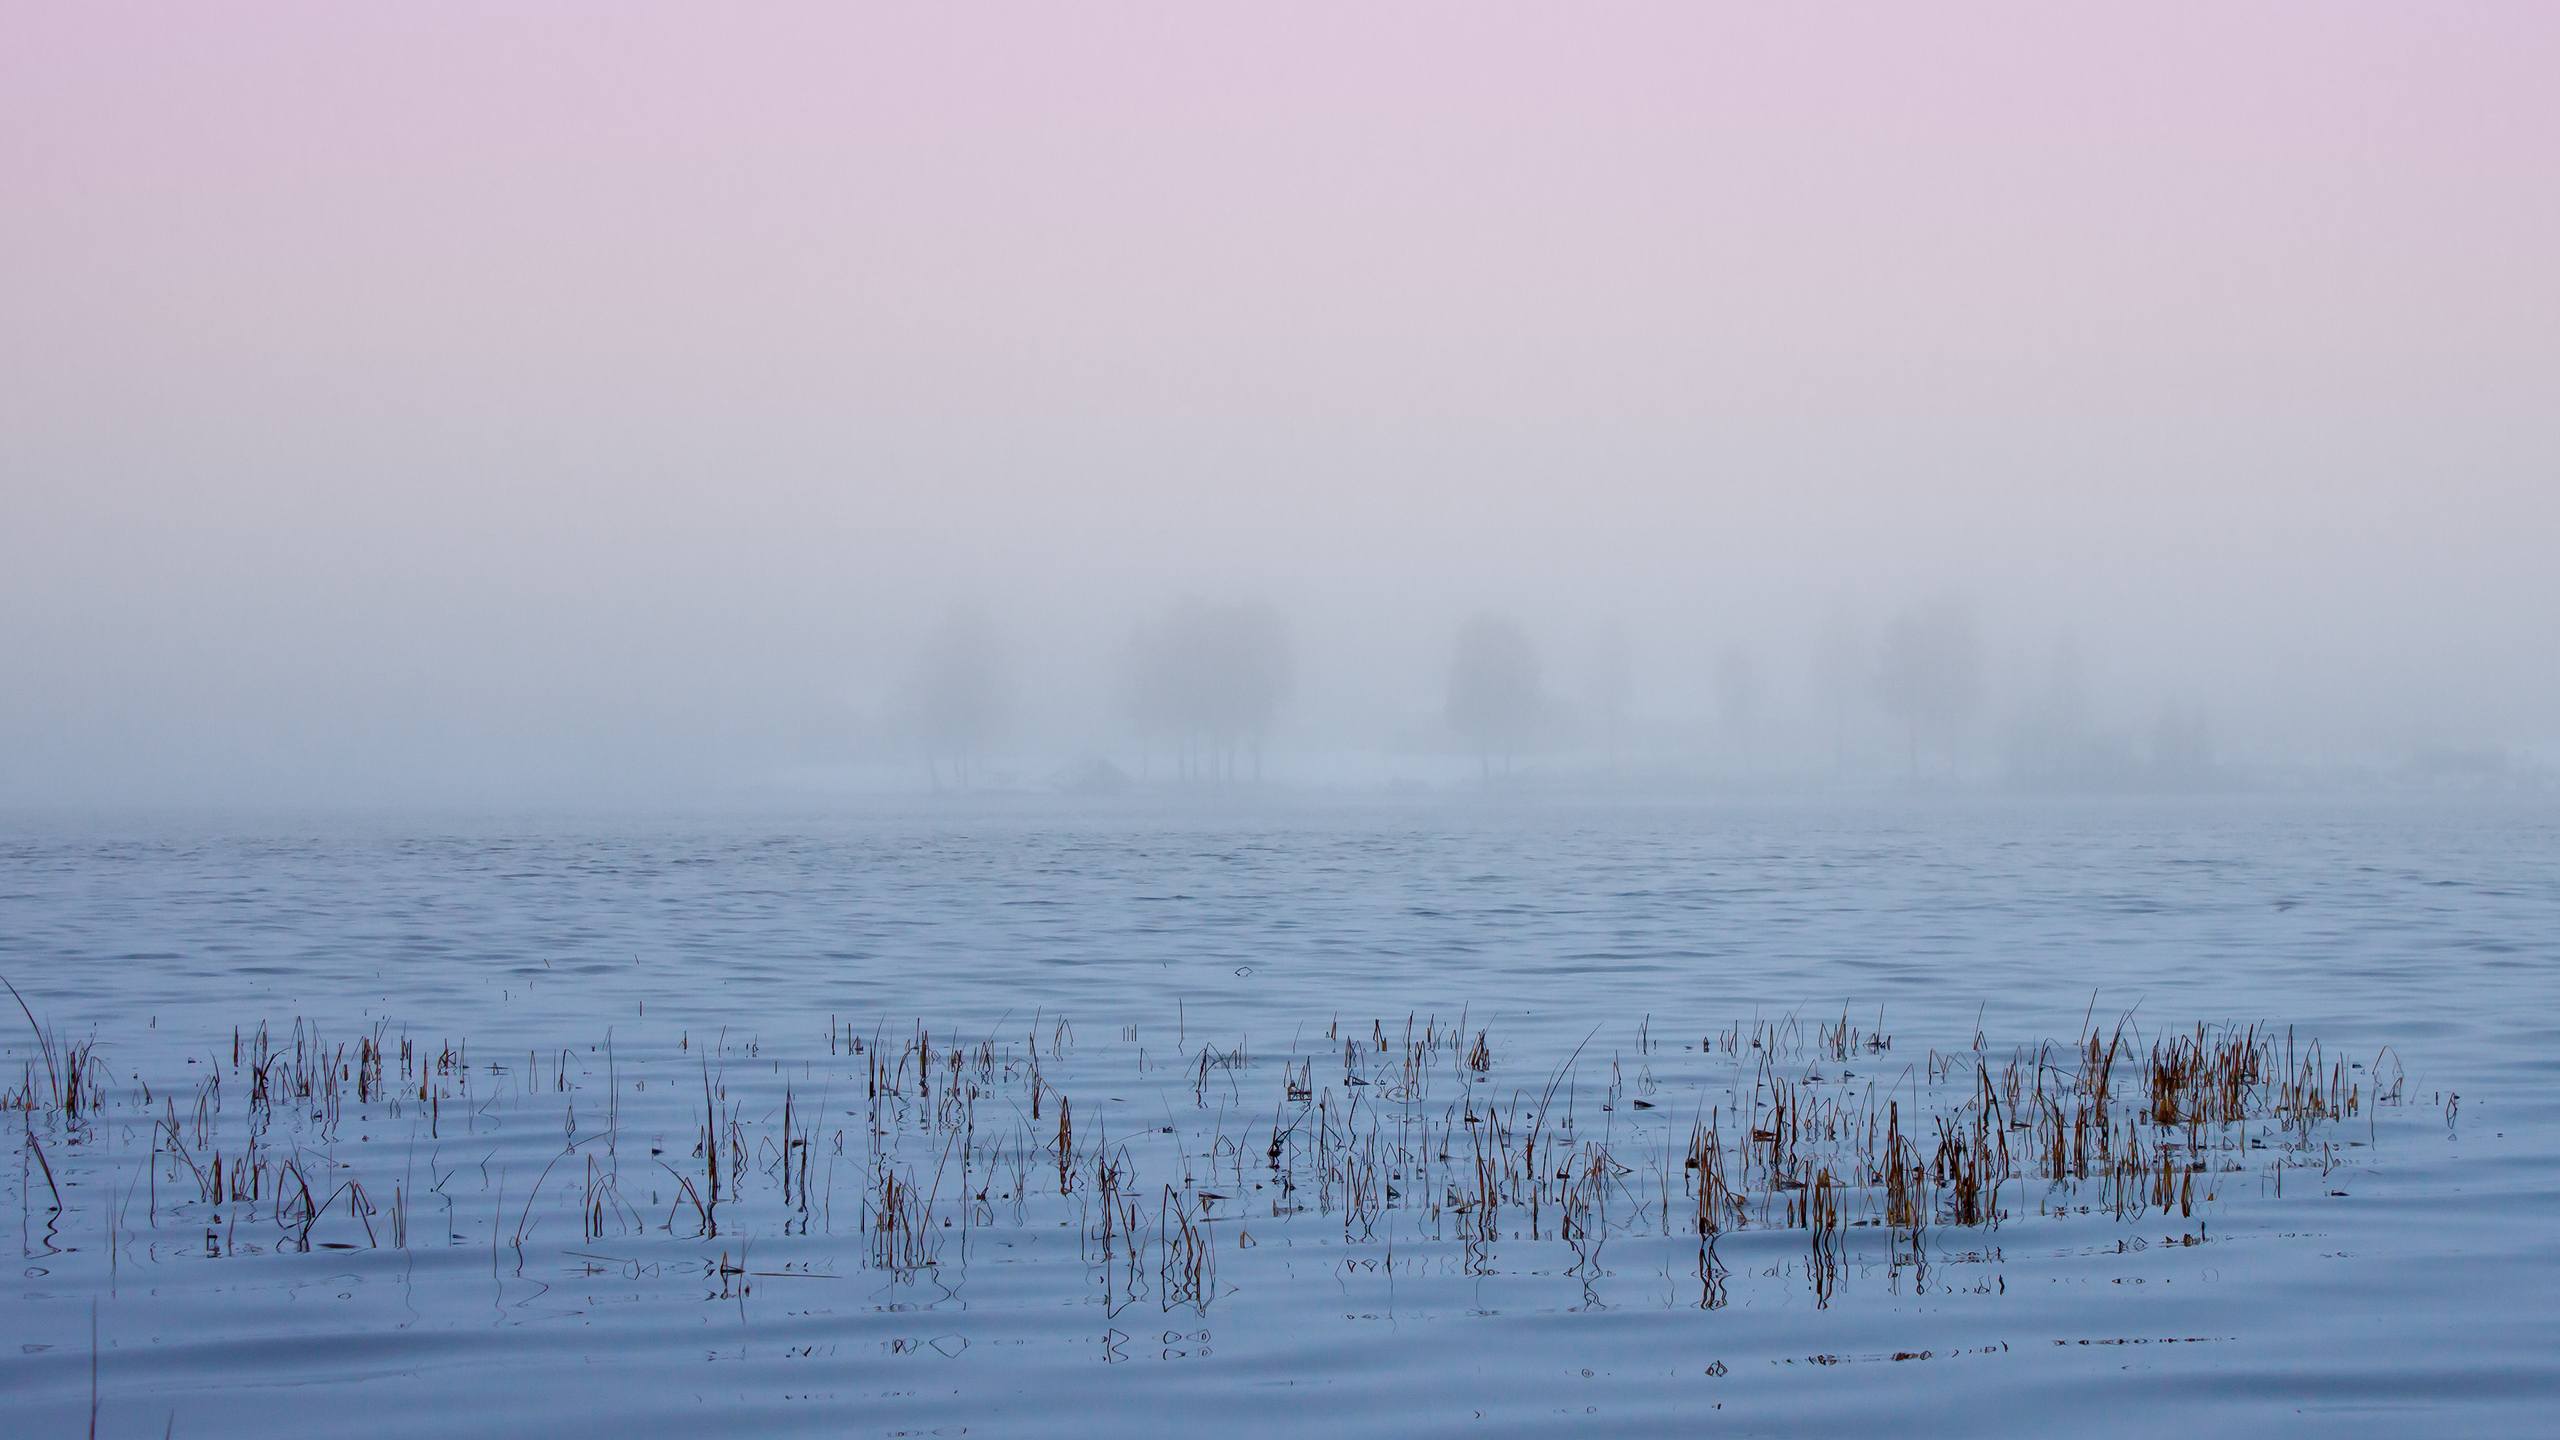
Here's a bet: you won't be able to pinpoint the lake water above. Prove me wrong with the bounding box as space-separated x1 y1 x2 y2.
3 795 2555 1436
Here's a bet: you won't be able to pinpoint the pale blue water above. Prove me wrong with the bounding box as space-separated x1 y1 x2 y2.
3 795 2554 1435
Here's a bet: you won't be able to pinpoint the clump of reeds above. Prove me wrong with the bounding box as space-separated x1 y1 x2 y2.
0 991 2413 1318
867 1165 938 1271
1688 1111 1742 1237
1158 1186 1214 1311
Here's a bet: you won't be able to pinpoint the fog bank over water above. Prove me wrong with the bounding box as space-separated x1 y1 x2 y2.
4 5 2555 806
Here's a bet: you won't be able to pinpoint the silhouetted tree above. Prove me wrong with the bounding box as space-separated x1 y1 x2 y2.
1872 595 1981 778
1447 613 1543 781
1226 603 1292 780
903 603 1006 790
1121 597 1292 782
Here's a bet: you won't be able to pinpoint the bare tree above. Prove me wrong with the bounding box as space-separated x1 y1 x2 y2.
1872 594 1981 778
902 603 1006 790
1218 601 1292 781
1447 613 1543 782
1122 597 1292 782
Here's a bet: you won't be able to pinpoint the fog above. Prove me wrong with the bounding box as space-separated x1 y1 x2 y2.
5 5 2556 807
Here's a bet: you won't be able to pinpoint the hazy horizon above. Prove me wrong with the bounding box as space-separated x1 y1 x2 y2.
7 4 2556 806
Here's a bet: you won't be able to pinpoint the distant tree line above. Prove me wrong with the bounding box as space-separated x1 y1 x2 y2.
889 590 2155 790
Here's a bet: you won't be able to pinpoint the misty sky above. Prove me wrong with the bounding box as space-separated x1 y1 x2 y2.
5 4 2556 803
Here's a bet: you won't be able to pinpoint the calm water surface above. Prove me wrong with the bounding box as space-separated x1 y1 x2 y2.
3 795 2555 1436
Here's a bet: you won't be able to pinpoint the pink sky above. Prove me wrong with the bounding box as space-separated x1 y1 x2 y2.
4 4 2557 797
10 4 2553 425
